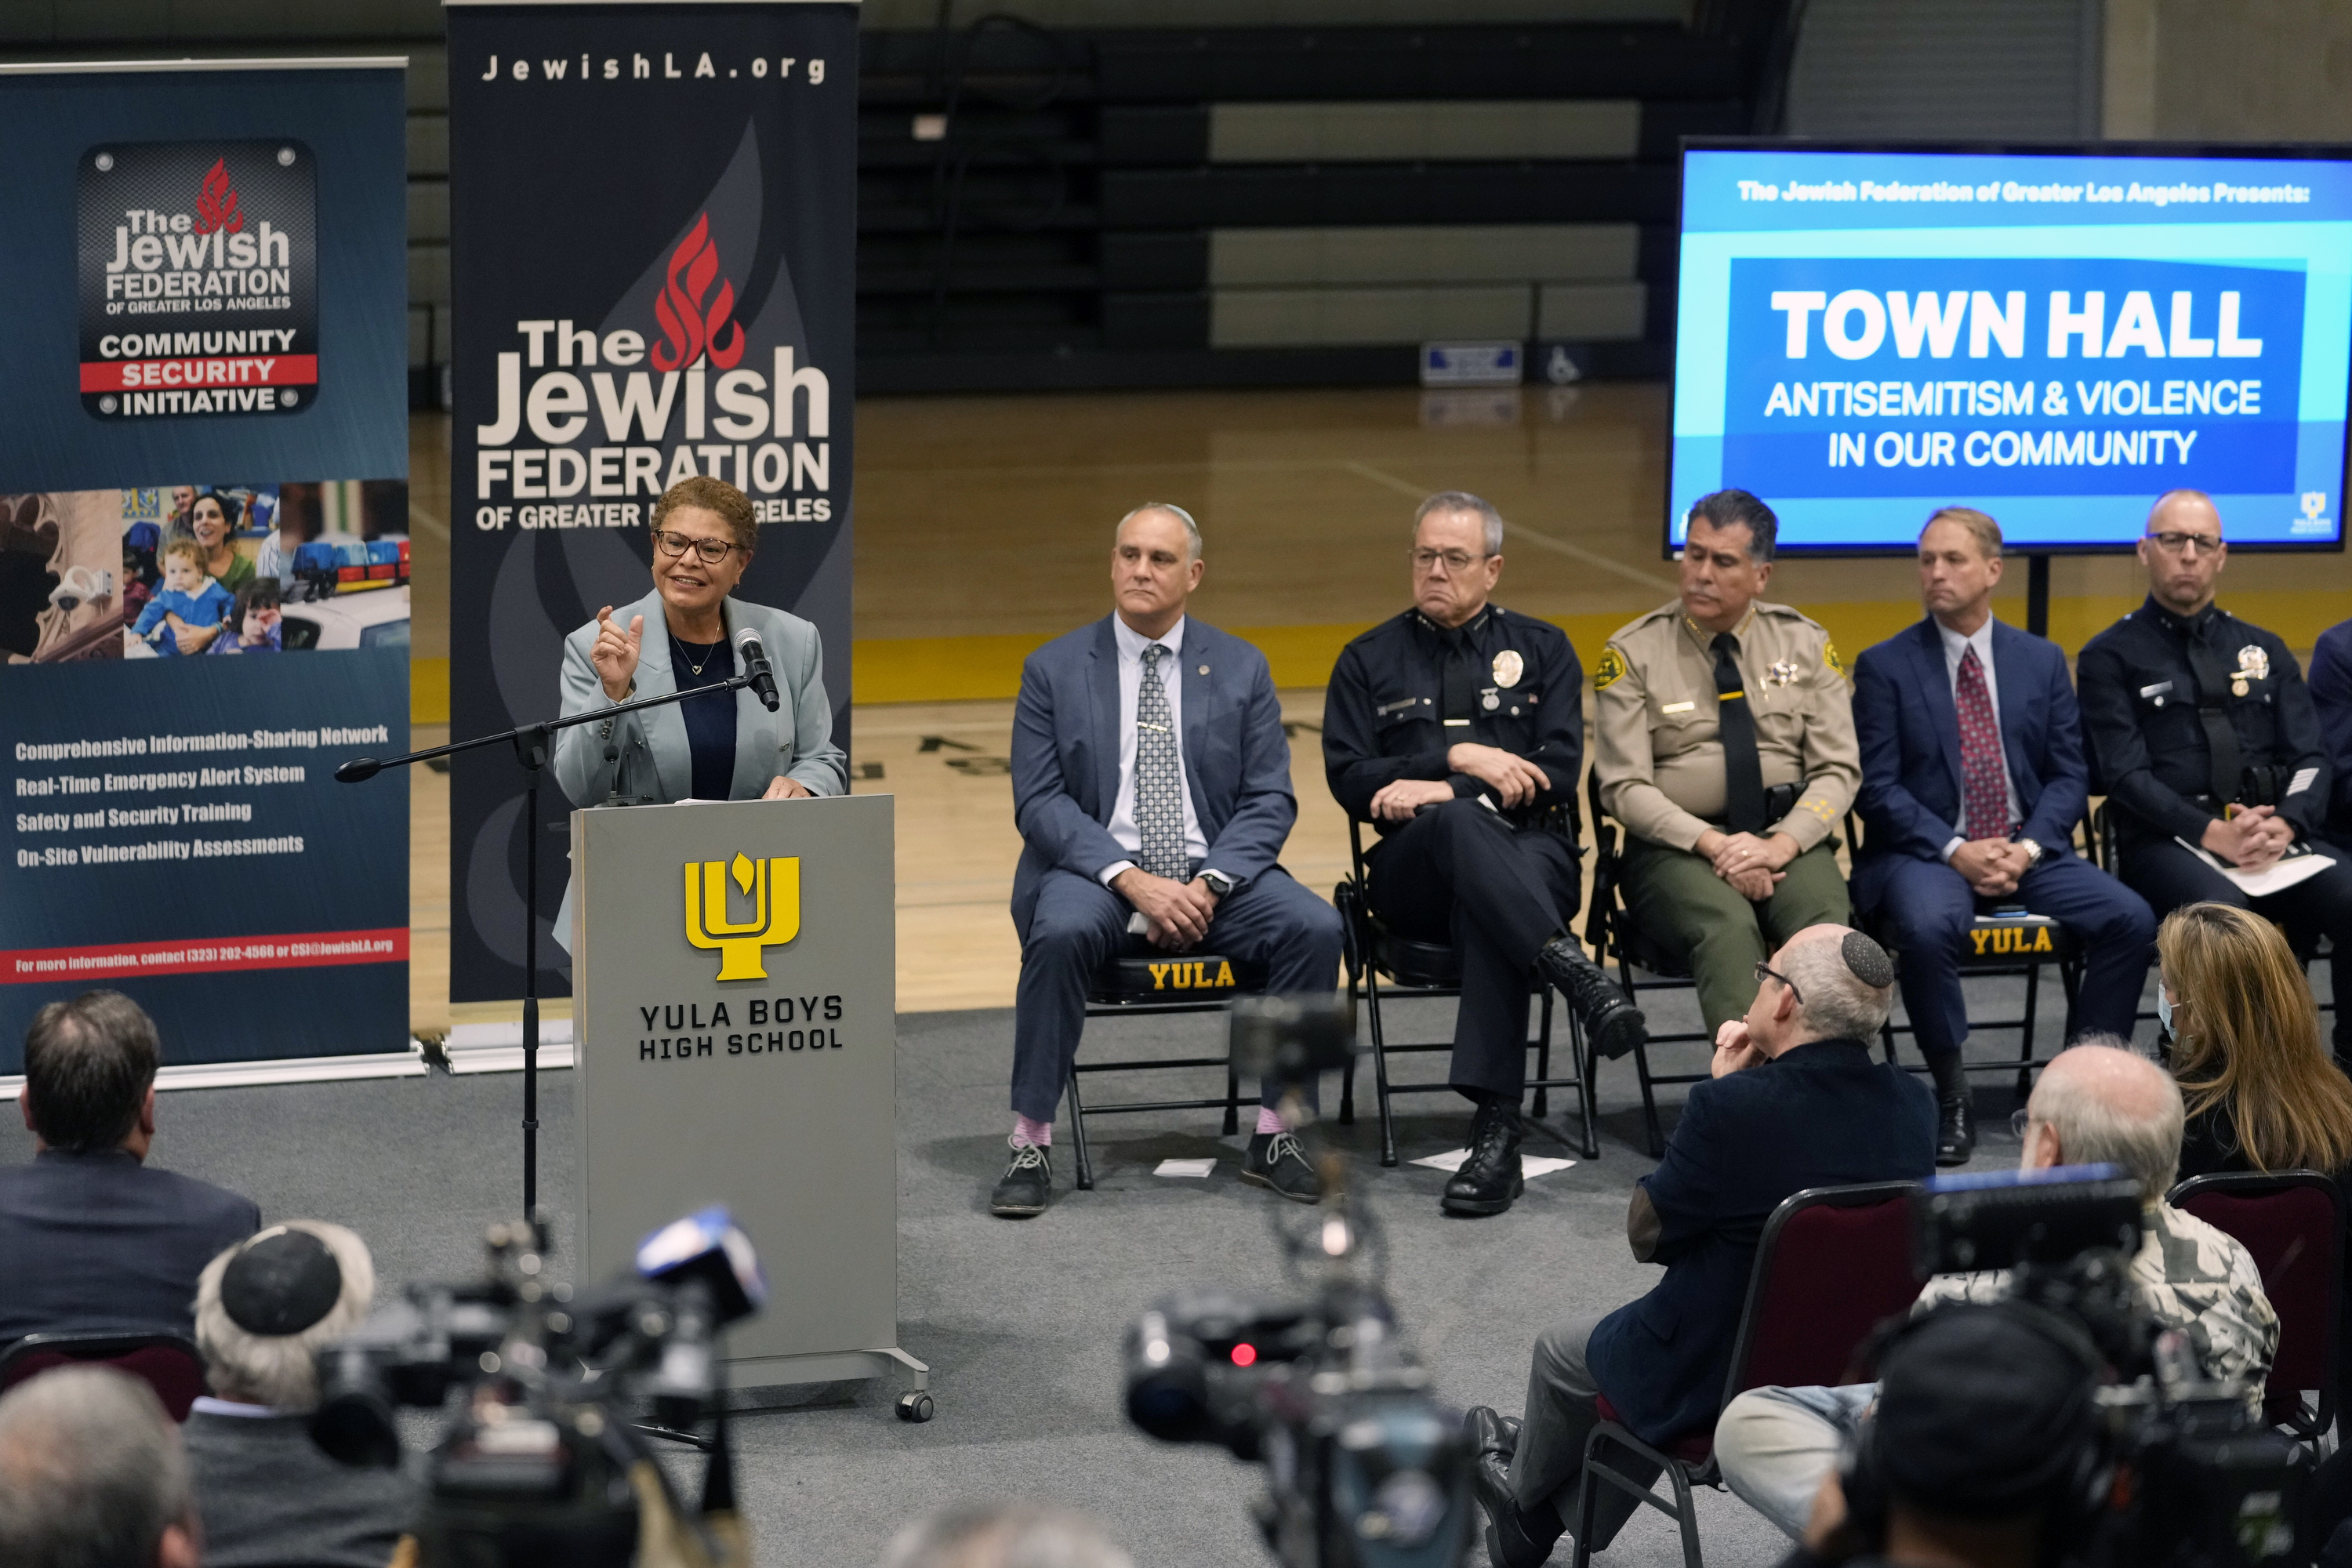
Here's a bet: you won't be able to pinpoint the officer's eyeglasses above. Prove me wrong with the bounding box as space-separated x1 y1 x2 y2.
2145 530 2223 557
652 528 745 565
1411 548 1489 574
1752 960 1804 1006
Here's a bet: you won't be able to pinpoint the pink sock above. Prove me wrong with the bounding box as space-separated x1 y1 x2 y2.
1256 1106 1287 1136
1014 1114 1053 1148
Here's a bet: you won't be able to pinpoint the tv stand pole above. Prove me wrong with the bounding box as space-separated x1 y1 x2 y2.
2026 553 2052 639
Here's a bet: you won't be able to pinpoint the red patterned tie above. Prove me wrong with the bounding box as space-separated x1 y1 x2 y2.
1955 646 2013 842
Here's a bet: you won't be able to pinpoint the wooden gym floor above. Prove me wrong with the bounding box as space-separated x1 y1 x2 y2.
406 385 2352 1026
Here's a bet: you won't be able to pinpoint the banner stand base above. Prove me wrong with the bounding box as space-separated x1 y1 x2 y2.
0 1047 426 1098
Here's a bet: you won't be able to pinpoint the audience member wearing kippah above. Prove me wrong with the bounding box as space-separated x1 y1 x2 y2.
0 1363 201 1568
184 1221 419 1568
1461 927 1936 1568
0 990 256 1345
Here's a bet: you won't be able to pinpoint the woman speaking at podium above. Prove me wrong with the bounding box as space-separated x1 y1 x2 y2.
550 477 846 943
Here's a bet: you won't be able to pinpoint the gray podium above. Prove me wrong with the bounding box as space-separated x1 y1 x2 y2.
569 793 928 1414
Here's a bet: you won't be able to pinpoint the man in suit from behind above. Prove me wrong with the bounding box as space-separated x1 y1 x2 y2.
1462 924 1935 1568
1852 508 2155 1164
1 991 259 1345
2309 615 2352 853
993 503 1343 1217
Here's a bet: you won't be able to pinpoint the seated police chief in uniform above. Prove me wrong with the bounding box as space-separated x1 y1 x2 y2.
995 503 1341 1217
2077 488 2352 1064
550 476 847 946
1852 507 2156 1164
1592 488 1862 1035
1461 925 1935 1568
1323 491 1646 1219
2309 614 2352 852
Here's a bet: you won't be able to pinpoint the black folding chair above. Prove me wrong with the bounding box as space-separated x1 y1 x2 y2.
1062 953 1356 1191
1334 812 1597 1166
1846 813 2082 1099
1582 770 1737 1157
0 1330 206 1421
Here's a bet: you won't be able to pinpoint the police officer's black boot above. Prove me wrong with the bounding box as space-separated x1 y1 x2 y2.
1443 1096 1525 1217
1537 934 1648 1061
1928 1050 1974 1167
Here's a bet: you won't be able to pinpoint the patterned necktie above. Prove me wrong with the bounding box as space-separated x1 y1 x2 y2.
1955 646 2013 841
1134 644 1188 880
1711 631 1767 833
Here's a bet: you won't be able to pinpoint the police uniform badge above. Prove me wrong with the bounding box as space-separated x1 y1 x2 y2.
1766 659 1800 688
2232 645 2266 696
1492 649 1523 688
1593 646 1626 689
1823 638 1843 676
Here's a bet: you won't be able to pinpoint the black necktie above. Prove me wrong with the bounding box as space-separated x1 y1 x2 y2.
1712 630 1767 833
1439 627 1479 727
2181 619 2245 807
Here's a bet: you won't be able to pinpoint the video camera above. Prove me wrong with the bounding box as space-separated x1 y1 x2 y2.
1906 1167 2306 1568
311 1207 767 1568
1122 997 1475 1568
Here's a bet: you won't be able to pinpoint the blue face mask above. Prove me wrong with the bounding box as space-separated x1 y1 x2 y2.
2157 984 2177 1040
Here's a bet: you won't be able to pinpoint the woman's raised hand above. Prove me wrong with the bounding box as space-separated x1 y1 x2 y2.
591 605 643 702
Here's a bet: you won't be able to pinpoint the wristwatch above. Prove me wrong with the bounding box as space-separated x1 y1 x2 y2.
1200 870 1236 898
2017 838 2045 867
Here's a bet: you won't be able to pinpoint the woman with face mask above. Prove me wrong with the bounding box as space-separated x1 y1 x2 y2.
2159 901 2352 1181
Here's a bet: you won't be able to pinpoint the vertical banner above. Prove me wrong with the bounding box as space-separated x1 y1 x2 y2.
0 64 412 1071
446 3 858 1003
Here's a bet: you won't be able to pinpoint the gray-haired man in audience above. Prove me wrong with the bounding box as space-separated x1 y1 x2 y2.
1713 1040 2278 1541
184 1221 419 1566
0 1364 201 1568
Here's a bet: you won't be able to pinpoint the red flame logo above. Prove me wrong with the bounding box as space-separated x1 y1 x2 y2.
194 158 243 236
651 213 744 372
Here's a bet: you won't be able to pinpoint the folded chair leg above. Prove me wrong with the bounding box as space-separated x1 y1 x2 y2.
1367 967 1399 1167
2016 960 2041 1102
1338 1054 1356 1126
1575 1018 1600 1160
1632 1035 1664 1160
1063 1070 1095 1192
1533 988 1554 1120
1223 1065 1240 1137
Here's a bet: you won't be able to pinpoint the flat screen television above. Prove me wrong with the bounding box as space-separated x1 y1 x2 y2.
1668 142 2352 554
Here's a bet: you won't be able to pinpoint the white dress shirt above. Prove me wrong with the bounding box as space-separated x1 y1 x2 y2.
1936 615 2023 859
1101 613 1210 885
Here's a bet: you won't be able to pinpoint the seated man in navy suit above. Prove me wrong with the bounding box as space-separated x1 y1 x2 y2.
993 503 1343 1217
2310 614 2352 853
1853 507 2156 1163
0 990 259 1345
1462 924 1935 1568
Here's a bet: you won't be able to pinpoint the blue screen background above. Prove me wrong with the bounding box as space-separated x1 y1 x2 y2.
1669 148 2352 551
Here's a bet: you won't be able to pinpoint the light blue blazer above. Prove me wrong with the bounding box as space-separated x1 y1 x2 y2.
549 586 846 951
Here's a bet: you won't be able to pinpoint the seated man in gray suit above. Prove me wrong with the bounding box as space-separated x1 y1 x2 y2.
994 503 1343 1216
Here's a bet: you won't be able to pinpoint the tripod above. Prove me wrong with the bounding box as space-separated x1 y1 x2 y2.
337 674 757 1210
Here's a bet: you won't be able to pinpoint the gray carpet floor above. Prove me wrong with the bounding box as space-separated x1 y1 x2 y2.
0 967 2200 1568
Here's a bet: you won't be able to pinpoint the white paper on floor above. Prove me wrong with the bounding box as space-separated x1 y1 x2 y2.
1410 1149 1576 1178
1155 1158 1218 1178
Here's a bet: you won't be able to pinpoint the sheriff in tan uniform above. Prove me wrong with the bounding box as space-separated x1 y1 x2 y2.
1592 492 1860 1030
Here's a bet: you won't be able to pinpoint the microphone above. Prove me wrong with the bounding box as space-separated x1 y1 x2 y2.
733 627 780 712
335 757 383 783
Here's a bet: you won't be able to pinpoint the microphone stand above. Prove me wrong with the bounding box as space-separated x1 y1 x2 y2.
335 674 757 1212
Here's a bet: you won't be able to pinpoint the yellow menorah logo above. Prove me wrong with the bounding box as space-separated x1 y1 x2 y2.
684 853 800 981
